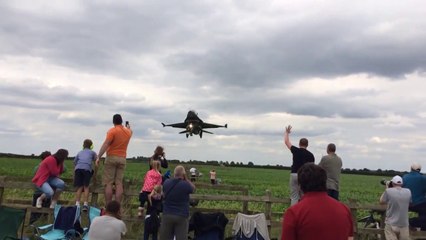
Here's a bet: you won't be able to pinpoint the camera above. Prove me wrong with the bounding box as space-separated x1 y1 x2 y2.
380 179 393 188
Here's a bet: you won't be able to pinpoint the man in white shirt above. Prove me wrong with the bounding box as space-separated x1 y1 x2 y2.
88 200 127 240
380 175 412 240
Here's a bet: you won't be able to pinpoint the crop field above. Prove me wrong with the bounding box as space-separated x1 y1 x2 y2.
0 157 391 239
0 157 387 208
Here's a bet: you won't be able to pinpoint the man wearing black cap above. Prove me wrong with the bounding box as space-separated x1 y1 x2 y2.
96 114 132 204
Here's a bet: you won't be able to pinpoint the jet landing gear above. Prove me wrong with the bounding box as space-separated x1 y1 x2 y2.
186 133 189 138
200 131 203 138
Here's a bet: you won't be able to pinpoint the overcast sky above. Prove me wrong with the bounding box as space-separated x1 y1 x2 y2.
1 1 426 171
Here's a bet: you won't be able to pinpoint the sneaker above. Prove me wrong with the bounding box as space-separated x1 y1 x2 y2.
49 200 57 209
36 197 43 209
82 204 89 212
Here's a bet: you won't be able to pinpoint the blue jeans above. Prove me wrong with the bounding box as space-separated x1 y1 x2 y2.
38 177 65 198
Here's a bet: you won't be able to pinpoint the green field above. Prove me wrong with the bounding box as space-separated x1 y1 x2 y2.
0 157 390 239
0 157 386 207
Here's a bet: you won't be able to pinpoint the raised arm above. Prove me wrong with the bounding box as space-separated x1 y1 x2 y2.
284 125 292 150
96 139 111 166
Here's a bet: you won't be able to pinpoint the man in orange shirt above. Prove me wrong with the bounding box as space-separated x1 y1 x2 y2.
96 114 132 204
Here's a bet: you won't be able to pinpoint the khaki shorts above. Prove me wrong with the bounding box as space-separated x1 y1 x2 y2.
384 224 409 240
102 156 126 186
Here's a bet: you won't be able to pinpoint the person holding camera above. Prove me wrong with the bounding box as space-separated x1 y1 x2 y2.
159 165 195 240
150 146 168 169
380 175 411 240
402 162 426 230
96 114 132 204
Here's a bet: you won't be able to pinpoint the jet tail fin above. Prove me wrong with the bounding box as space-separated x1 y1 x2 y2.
224 124 228 128
161 123 166 127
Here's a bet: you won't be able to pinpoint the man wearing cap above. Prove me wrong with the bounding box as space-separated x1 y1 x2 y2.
96 114 132 204
402 163 426 230
380 175 411 240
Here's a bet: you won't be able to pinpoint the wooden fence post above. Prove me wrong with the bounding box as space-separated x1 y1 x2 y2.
264 189 272 233
242 188 249 213
0 176 5 205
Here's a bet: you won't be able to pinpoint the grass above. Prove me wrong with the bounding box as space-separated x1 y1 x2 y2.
0 157 387 204
0 157 389 239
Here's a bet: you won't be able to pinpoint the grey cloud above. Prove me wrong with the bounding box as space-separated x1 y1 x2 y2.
0 81 145 112
166 16 426 87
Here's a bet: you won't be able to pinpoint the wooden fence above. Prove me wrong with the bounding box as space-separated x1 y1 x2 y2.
2 176 426 240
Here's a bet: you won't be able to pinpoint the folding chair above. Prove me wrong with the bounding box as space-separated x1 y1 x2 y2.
33 205 83 240
81 206 101 240
232 213 270 240
0 206 27 240
188 211 229 240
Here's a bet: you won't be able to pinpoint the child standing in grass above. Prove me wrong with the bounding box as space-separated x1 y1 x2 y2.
143 185 163 240
139 160 162 217
74 139 97 211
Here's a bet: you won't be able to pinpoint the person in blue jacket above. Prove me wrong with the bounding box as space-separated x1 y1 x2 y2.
402 162 426 230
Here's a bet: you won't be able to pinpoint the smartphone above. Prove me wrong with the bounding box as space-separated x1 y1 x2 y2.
125 121 130 127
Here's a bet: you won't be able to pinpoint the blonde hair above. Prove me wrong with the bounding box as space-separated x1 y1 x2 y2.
152 184 162 194
150 160 161 171
148 184 163 205
174 165 186 178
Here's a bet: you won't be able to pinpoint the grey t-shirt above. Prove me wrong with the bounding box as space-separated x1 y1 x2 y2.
382 187 411 227
88 215 127 240
318 153 342 191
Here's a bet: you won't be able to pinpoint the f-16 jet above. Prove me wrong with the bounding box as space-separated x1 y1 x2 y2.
161 110 227 138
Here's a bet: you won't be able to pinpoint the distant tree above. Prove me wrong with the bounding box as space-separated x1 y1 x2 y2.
248 161 254 167
230 161 235 166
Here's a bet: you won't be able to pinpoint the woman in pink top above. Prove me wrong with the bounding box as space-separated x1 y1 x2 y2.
138 160 162 217
32 149 68 209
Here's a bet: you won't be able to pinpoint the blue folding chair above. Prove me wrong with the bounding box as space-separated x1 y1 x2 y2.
33 205 83 240
82 206 101 240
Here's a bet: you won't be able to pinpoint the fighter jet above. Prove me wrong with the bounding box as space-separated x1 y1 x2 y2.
161 110 227 138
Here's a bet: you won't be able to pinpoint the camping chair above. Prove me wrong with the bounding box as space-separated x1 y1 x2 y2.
188 212 229 240
81 206 101 240
0 206 27 240
232 213 270 240
33 205 83 240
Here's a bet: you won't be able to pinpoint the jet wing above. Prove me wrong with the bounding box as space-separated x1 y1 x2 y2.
201 122 228 129
162 122 187 128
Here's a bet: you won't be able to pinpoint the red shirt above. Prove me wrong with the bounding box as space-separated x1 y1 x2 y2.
141 169 162 192
281 192 353 240
32 155 64 187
